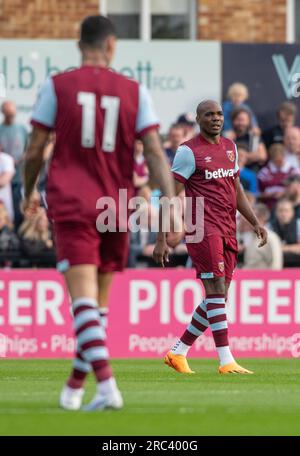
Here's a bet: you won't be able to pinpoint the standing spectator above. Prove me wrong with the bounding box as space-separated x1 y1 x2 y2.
271 198 300 267
0 146 15 222
284 174 300 218
231 107 267 171
0 101 28 228
262 101 297 149
164 124 185 166
243 203 283 270
237 143 258 195
258 143 298 210
283 126 300 169
223 82 259 137
176 113 196 141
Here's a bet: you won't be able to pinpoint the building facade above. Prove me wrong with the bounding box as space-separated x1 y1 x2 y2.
0 0 298 42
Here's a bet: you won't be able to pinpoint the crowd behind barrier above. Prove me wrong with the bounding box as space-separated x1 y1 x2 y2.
1 82 300 270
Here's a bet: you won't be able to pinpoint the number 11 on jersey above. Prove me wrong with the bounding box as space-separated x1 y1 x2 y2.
77 92 120 152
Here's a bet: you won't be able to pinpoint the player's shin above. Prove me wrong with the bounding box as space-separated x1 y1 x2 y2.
67 350 91 389
99 307 109 329
205 294 235 366
73 297 113 382
171 299 209 356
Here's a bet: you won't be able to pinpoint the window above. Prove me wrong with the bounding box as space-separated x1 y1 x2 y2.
101 0 196 40
151 0 192 39
106 0 140 39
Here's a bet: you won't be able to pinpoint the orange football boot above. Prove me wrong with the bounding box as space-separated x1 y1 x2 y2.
164 351 195 374
219 362 253 374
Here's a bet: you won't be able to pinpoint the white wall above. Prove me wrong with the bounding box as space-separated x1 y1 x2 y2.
0 39 221 132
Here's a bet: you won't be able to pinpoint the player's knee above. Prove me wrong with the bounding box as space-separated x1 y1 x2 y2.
203 277 225 295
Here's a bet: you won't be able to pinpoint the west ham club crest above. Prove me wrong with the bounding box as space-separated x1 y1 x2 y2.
226 150 235 162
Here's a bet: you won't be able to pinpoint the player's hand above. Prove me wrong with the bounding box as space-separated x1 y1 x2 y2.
253 224 268 248
21 191 40 217
153 238 170 267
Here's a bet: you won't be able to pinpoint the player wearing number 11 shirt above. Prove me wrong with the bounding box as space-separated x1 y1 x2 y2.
23 15 175 412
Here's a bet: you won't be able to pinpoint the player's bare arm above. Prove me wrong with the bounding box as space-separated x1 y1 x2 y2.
235 176 268 247
142 129 176 267
23 125 49 214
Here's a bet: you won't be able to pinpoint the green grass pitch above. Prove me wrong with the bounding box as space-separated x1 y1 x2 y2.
0 358 300 436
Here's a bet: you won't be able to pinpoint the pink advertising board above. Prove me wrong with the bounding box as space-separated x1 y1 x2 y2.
0 269 300 359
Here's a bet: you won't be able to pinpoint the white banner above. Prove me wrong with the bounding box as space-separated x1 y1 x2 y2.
0 39 221 132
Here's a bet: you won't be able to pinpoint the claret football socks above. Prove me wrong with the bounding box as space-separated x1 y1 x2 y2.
60 298 123 410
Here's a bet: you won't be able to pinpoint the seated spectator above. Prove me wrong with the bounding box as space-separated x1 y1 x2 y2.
223 82 259 137
18 207 56 266
283 126 300 169
237 143 258 195
0 202 20 265
231 107 267 171
257 143 299 210
0 100 28 229
133 139 149 195
176 113 197 141
0 145 15 222
164 124 185 166
284 174 300 218
242 203 283 269
263 101 297 149
271 198 300 267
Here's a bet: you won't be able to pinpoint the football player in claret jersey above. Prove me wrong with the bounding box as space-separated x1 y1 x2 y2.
23 15 175 410
154 100 268 374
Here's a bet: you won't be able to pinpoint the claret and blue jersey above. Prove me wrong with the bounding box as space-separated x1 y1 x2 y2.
31 65 159 223
171 134 239 238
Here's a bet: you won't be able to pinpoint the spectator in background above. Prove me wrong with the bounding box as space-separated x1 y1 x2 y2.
133 139 149 195
271 198 300 267
176 113 196 141
284 174 300 218
18 207 56 266
231 107 267 171
0 202 20 264
237 190 257 260
263 101 297 149
237 143 258 195
0 146 15 222
223 82 259 137
243 203 282 269
127 201 158 267
164 124 185 166
0 101 28 228
283 126 300 168
258 143 298 210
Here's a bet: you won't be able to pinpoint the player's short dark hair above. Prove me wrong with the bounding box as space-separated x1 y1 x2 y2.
80 15 116 48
